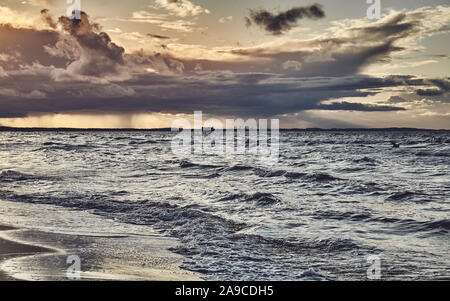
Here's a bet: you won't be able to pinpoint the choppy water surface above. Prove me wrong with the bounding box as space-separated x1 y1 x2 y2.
0 130 449 280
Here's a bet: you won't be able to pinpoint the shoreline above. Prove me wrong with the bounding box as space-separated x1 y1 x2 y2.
0 225 55 281
0 222 202 281
0 198 203 281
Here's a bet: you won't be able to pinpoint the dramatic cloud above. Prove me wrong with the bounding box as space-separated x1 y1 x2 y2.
0 6 448 128
388 96 407 103
31 0 55 7
40 9 57 29
316 102 405 112
282 60 302 71
123 11 201 33
414 79 449 100
0 68 434 118
0 24 62 67
53 11 128 80
0 66 7 77
219 16 233 24
417 89 444 96
224 7 450 78
154 0 210 17
246 4 325 35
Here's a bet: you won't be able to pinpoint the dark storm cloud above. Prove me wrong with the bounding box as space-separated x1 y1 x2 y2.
316 102 405 112
416 79 450 99
56 11 126 77
0 8 448 120
429 79 450 92
59 15 123 62
0 10 183 80
246 4 325 35
183 38 403 77
387 96 407 103
227 12 424 77
40 9 57 29
0 10 131 82
350 13 420 40
416 89 444 96
0 24 64 68
0 72 418 118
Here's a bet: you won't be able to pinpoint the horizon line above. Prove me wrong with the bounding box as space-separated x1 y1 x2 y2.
0 126 448 131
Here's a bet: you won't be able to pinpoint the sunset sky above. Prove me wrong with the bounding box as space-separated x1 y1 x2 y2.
0 0 449 128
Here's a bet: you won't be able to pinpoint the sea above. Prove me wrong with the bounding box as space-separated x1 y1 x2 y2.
0 129 449 280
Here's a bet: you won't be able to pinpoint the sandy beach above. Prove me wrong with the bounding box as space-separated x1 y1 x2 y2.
0 199 203 281
0 225 54 281
0 222 202 281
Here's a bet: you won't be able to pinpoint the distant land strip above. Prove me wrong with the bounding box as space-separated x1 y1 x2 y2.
0 126 449 132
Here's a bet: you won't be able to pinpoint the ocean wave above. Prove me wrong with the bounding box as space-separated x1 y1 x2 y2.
348 139 381 145
363 215 450 234
0 170 35 182
43 142 63 146
313 210 372 222
179 160 196 168
38 143 95 151
299 269 329 281
128 140 157 145
285 172 341 182
219 165 342 182
254 169 287 178
305 139 337 146
311 237 364 252
223 164 255 172
387 191 424 201
218 192 281 207
312 209 449 234
424 220 450 232
183 172 222 179
307 173 342 181
179 160 222 169
415 151 450 157
425 137 450 144
386 218 450 234
0 190 375 280
353 157 379 164
232 233 369 254
249 169 343 182
338 167 367 173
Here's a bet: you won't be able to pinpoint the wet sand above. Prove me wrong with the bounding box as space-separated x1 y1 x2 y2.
0 225 53 281
0 223 202 281
0 199 203 281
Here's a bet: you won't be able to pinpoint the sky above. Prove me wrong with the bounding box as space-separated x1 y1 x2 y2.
0 0 449 129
